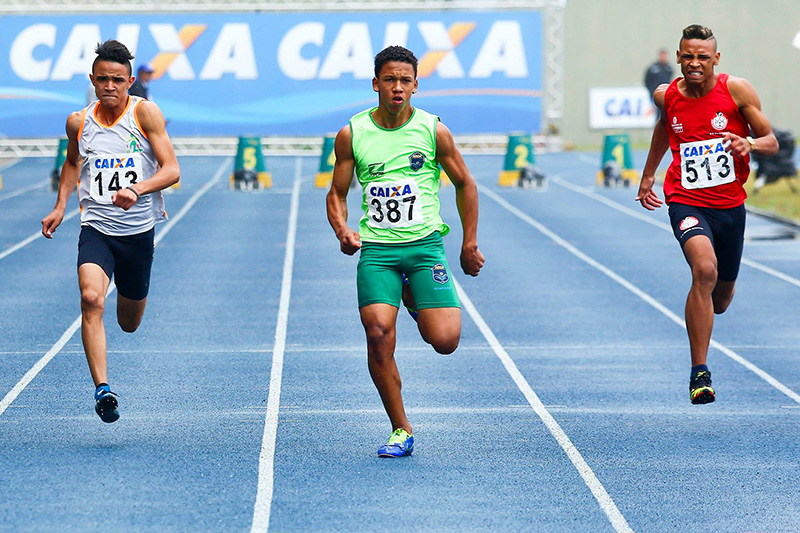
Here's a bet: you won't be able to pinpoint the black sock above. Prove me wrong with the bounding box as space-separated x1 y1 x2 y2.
691 365 708 376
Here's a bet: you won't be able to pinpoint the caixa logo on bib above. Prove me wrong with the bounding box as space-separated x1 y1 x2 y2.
94 156 136 169
431 263 449 284
683 141 726 158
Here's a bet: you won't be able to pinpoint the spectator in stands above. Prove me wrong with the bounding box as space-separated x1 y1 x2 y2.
644 48 673 99
129 63 154 100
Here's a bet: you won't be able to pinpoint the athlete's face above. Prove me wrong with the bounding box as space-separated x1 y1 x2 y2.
373 61 418 114
677 39 719 86
90 60 133 109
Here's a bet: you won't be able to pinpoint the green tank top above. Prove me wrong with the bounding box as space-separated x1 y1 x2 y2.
350 106 450 243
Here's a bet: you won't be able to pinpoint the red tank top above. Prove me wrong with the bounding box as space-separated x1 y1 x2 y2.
663 73 750 208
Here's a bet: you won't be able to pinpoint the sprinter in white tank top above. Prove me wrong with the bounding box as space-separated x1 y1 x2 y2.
41 40 180 423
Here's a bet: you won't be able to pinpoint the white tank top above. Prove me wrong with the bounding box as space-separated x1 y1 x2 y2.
78 96 167 236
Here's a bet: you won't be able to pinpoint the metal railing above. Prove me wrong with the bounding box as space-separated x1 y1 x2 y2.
0 134 548 160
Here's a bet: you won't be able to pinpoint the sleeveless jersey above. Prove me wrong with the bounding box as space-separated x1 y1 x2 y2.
662 73 750 208
78 96 166 236
350 107 449 243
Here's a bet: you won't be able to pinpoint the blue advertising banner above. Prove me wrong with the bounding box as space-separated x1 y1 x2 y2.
0 12 542 137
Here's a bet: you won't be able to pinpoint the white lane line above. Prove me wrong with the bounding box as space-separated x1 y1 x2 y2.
0 208 80 261
456 280 633 533
481 184 800 405
0 316 82 417
251 162 301 533
0 179 49 203
0 160 230 418
553 174 800 289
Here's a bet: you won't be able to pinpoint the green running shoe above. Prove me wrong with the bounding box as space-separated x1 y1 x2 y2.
377 428 414 458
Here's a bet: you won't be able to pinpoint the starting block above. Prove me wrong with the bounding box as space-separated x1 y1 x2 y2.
499 133 535 187
597 133 638 188
314 134 336 188
230 136 271 190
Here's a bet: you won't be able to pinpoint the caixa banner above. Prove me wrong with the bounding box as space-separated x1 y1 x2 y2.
0 12 542 137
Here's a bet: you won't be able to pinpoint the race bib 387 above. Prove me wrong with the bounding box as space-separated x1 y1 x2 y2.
365 178 424 229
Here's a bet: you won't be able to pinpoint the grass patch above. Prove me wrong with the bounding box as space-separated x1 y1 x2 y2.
744 173 800 222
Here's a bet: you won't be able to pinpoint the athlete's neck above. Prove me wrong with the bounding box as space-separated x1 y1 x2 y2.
372 105 414 129
95 95 130 126
679 73 719 99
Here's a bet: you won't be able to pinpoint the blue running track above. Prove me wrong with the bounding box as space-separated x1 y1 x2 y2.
1 151 799 531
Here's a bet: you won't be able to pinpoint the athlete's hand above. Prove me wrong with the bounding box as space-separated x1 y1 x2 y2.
722 133 750 159
635 175 663 210
112 187 139 211
338 229 362 255
460 244 484 276
41 209 64 239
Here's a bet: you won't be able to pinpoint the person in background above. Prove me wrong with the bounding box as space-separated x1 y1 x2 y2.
644 48 673 100
129 63 154 100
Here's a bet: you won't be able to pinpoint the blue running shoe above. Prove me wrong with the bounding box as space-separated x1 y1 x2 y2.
401 274 418 322
94 388 120 423
377 428 414 458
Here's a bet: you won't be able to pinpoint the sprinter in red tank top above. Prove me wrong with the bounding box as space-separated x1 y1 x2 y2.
636 25 778 404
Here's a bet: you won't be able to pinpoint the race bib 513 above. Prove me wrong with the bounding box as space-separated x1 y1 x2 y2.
680 139 735 190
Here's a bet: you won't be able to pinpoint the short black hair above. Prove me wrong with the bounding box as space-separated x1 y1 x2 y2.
374 46 418 78
680 24 717 51
92 40 134 76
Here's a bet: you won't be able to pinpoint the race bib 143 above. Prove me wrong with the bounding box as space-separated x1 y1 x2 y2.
88 153 142 204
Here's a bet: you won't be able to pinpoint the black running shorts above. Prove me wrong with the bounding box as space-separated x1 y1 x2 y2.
77 226 155 300
667 202 746 282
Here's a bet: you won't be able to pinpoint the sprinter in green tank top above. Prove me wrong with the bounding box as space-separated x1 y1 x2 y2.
326 46 484 457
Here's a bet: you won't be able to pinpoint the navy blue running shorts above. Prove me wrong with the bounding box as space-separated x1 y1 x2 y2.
667 202 746 282
77 226 155 300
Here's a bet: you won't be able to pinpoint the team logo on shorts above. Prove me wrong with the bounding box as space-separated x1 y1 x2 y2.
409 151 425 171
679 216 699 231
711 111 728 131
431 263 449 284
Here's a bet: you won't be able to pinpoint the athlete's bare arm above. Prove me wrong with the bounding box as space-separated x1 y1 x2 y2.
111 100 180 211
42 112 83 238
636 85 669 210
326 125 361 255
725 76 778 158
435 121 484 276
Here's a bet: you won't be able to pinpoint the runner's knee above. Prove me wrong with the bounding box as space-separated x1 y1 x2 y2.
421 326 460 354
80 289 105 314
364 322 395 350
430 336 459 355
118 316 141 333
691 260 718 289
